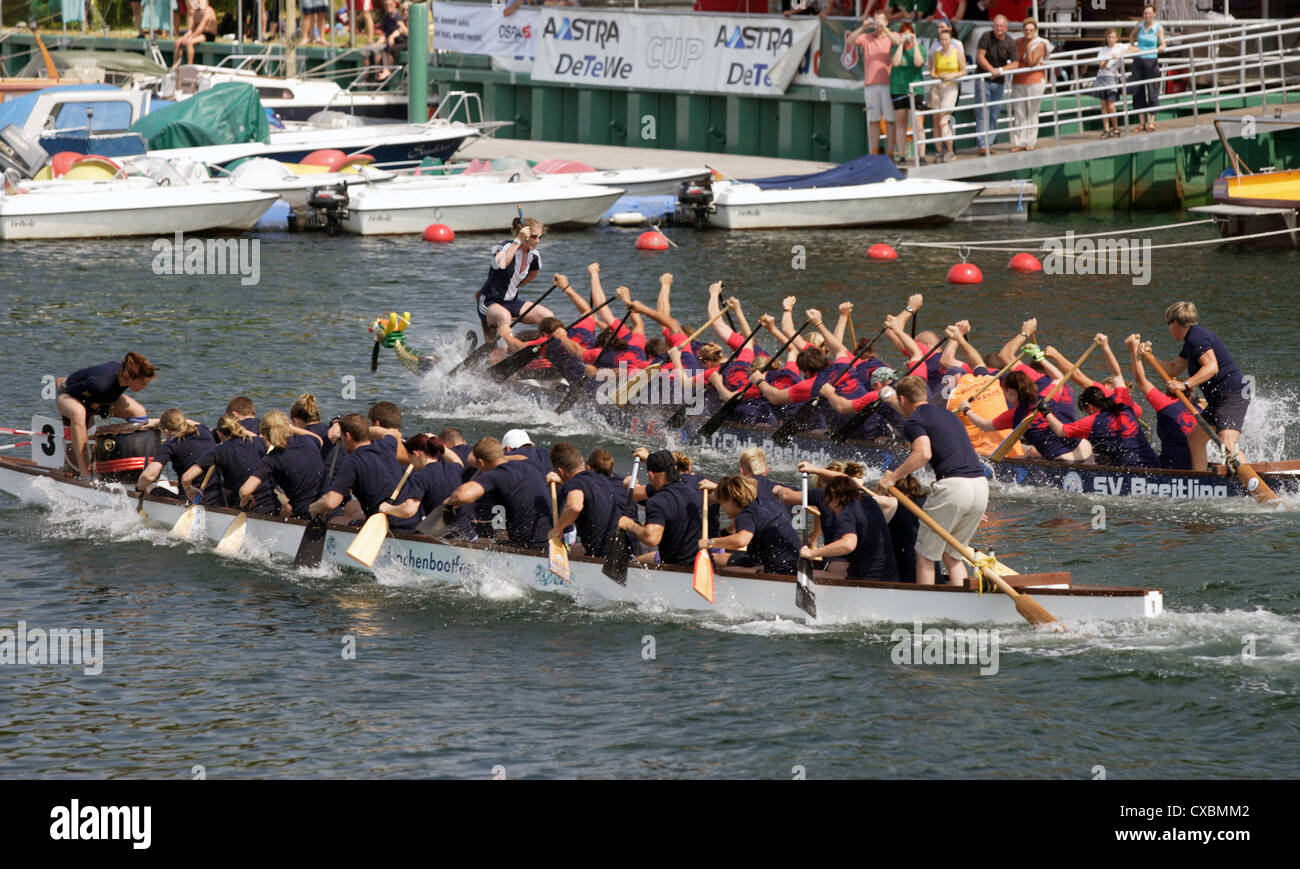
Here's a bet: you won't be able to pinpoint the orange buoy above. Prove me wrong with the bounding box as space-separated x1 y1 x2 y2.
635 231 669 251
1009 252 1042 272
50 151 82 178
947 262 983 284
300 149 348 172
867 243 898 260
422 224 455 243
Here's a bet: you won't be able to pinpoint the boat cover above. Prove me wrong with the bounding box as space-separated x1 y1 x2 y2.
0 83 128 132
129 82 269 150
744 154 904 190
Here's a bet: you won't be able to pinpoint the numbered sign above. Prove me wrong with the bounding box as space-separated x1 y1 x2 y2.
30 415 64 470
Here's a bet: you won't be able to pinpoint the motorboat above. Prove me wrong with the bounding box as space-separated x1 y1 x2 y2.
225 156 397 210
531 159 711 197
680 155 983 229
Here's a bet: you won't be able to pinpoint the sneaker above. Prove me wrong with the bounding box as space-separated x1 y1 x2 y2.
943 151 956 163
918 156 928 166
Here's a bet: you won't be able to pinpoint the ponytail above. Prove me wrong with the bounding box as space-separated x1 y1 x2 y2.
159 408 197 439
290 393 320 424
1078 385 1123 414
216 412 254 442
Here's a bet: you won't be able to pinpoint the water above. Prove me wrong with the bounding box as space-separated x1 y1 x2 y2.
1 213 1297 778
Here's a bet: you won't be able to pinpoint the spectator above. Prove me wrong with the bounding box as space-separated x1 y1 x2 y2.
848 11 904 156
887 0 934 21
1129 2 1166 132
974 13 1018 151
929 0 966 22
349 0 376 42
174 0 218 68
782 0 837 17
890 21 927 163
1010 17 1047 152
1094 28 1134 138
928 23 966 162
365 0 409 80
302 0 330 45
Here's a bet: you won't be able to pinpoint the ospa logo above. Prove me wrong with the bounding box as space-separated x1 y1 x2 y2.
1061 471 1084 493
715 25 795 54
543 16 620 49
839 37 859 70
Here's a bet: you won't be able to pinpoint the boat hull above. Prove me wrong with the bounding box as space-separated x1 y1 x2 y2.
707 178 984 229
0 458 1162 625
339 181 624 235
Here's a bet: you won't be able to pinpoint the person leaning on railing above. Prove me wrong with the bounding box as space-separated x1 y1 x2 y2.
927 22 967 163
1129 3 1167 133
889 21 927 164
1009 17 1048 151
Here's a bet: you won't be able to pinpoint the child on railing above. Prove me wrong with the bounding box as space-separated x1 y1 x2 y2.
1093 28 1135 139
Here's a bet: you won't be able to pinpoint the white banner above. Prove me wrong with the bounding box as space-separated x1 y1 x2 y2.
531 10 819 96
432 1 538 64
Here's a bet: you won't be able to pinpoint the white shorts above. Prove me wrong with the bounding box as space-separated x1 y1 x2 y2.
914 475 989 562
862 84 892 123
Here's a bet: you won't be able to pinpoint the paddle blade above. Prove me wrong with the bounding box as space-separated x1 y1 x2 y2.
795 559 818 618
772 402 815 446
294 517 328 568
666 403 689 430
370 341 380 373
554 377 587 415
346 513 390 568
1236 462 1279 504
214 512 247 556
602 532 630 585
696 393 742 440
417 504 454 539
448 341 495 377
170 504 199 539
548 538 572 584
485 345 539 383
693 549 715 603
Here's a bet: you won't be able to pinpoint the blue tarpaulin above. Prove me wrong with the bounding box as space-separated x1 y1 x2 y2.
744 155 904 190
0 83 128 133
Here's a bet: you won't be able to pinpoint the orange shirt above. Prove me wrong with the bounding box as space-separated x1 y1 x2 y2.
1013 37 1046 85
946 373 1025 457
857 31 894 87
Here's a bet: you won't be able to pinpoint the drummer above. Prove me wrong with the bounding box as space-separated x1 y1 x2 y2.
477 217 554 343
55 351 157 479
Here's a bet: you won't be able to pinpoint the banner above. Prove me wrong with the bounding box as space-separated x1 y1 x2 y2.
531 10 819 96
791 19 977 90
432 1 538 67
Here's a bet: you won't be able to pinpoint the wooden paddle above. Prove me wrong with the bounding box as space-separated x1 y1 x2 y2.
848 313 858 349
828 334 947 443
486 298 613 384
548 479 572 583
171 466 216 539
794 472 817 618
989 340 1100 462
449 283 560 376
294 442 341 568
693 488 715 603
1139 342 1278 504
602 457 639 585
614 308 728 405
555 305 636 415
696 319 809 440
346 464 415 568
887 485 1062 628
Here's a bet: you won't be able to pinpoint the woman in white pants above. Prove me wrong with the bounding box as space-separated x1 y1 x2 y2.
1011 18 1049 152
927 24 966 163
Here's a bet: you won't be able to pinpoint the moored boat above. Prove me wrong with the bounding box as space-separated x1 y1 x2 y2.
1188 115 1300 249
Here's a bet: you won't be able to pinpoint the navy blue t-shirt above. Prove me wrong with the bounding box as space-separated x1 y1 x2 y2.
733 497 799 574
643 478 704 566
330 435 416 530
560 469 618 557
888 492 925 582
154 426 222 506
63 361 126 409
832 497 899 582
902 403 984 479
199 435 276 512
260 434 327 518
302 421 333 461
1179 324 1246 404
476 460 552 549
398 460 470 533
507 444 552 480
807 486 837 546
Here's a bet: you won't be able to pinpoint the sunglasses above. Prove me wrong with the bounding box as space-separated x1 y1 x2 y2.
527 234 544 242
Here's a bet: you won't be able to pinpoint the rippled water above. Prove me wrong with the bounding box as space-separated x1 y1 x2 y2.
1 212 1297 778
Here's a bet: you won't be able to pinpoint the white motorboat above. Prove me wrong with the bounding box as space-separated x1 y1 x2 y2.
688 155 984 230
226 157 397 210
531 159 711 197
336 173 624 235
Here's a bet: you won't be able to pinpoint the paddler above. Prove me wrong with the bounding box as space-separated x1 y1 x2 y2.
135 409 222 505
56 351 157 479
442 437 552 551
545 442 618 557
379 434 474 538
308 413 414 528
244 410 327 519
618 449 705 567
183 413 277 513
939 322 1024 457
698 475 800 574
798 476 900 582
1125 333 1195 470
1040 385 1158 468
477 217 554 343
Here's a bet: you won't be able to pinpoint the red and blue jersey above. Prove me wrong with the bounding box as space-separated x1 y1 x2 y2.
1146 387 1196 470
1062 404 1158 467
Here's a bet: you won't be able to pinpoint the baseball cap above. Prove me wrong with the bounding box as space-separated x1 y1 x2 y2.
501 429 532 450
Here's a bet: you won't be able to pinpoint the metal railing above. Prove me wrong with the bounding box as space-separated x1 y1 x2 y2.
905 18 1300 167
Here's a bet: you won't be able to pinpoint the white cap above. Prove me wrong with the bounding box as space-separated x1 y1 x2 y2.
501 429 532 450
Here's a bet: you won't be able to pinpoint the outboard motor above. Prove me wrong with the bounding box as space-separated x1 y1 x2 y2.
302 183 350 234
92 422 161 485
0 124 50 180
676 177 715 226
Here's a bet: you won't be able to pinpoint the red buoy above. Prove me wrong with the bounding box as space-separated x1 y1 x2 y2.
867 243 898 260
422 224 455 243
635 231 670 251
947 262 983 284
1009 252 1042 272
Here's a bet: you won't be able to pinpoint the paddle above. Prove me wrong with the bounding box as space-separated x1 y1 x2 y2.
775 335 887 446
829 335 948 444
486 298 613 384
171 466 216 540
370 340 381 373
696 319 809 440
554 305 635 415
548 479 572 583
613 308 728 406
214 511 247 556
602 457 640 585
1139 342 1278 504
666 322 762 430
294 442 341 568
346 464 416 568
989 340 1100 461
449 283 560 376
794 472 817 618
848 313 858 349
692 487 714 603
886 485 1062 628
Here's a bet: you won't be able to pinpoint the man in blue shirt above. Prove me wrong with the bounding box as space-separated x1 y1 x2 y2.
445 436 552 551
309 414 417 531
618 449 704 567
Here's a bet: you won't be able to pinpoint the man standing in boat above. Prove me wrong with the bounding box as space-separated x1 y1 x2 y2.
876 375 988 586
55 351 157 480
1156 301 1251 472
477 218 554 347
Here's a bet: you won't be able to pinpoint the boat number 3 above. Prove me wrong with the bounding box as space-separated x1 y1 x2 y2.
39 423 57 457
